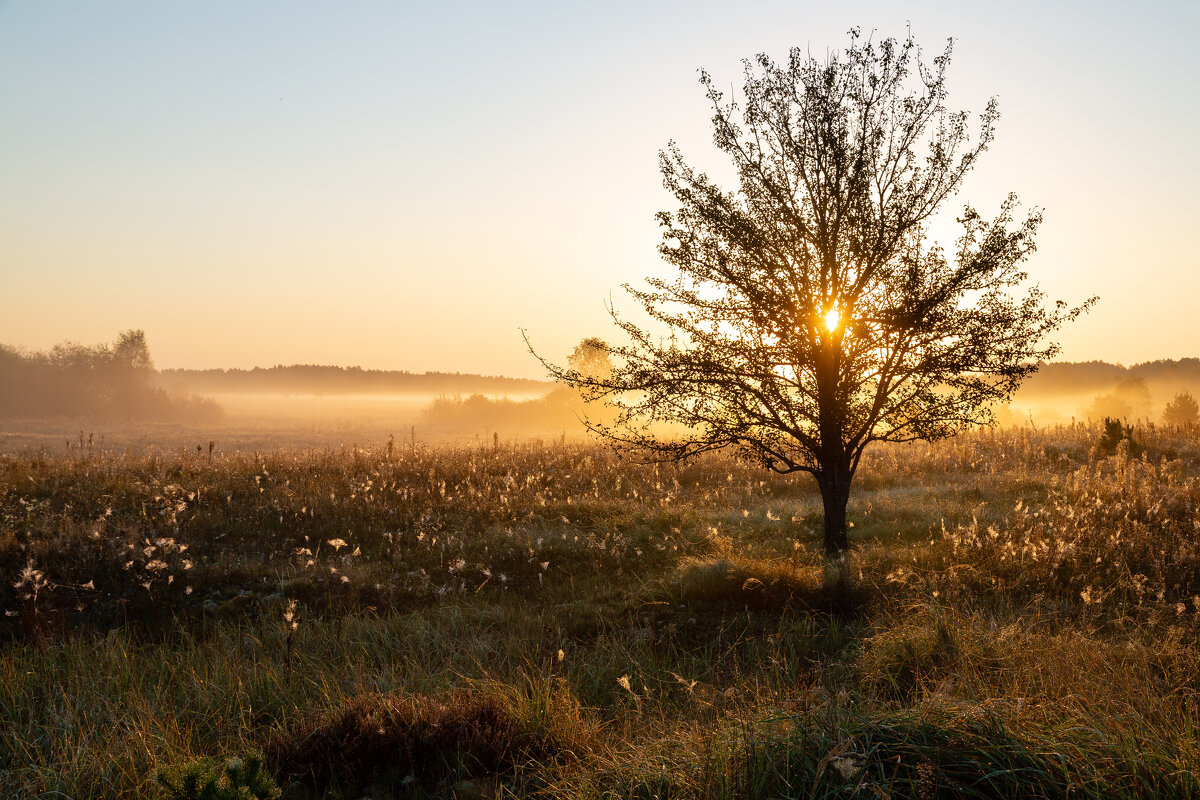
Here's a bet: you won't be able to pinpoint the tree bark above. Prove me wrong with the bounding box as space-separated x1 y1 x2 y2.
818 468 852 594
818 470 851 556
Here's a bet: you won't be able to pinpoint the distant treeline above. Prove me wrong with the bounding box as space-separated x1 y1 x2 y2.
1020 359 1200 398
158 365 552 396
418 388 603 434
0 332 223 423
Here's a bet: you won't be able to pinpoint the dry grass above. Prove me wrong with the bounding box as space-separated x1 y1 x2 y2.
266 686 579 795
1 423 1199 797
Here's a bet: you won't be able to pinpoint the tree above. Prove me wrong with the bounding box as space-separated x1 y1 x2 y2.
1163 391 1200 428
1084 393 1133 423
1094 417 1140 459
113 329 154 372
532 30 1091 573
1113 376 1151 418
567 337 613 381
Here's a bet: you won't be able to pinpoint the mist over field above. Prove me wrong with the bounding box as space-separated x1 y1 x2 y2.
4 330 1199 457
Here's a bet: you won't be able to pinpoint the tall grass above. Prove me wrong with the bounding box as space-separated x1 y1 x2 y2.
1 424 1199 797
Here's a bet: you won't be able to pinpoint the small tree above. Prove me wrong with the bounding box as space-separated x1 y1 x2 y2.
532 30 1090 573
554 338 618 429
1094 417 1140 459
113 329 154 372
1114 376 1152 419
567 337 613 382
1163 391 1200 428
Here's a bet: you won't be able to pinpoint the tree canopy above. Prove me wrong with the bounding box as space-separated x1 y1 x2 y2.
533 29 1091 561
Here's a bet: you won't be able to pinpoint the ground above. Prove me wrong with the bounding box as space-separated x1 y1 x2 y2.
2 424 1199 798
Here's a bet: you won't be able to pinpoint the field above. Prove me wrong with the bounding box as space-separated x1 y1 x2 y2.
3 424 1200 798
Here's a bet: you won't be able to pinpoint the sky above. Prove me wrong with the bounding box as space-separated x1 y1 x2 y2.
1 0 1197 379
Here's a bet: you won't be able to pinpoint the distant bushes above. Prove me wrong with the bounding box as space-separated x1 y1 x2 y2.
158 364 549 396
0 331 223 423
1164 391 1200 428
419 388 594 434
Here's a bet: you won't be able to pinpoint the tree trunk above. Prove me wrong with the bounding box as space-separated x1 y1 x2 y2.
818 471 851 556
818 469 852 594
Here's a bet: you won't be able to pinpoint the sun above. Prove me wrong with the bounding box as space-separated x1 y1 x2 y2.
823 307 840 332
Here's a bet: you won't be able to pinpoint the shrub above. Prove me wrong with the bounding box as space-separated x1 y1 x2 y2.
157 753 278 800
1094 417 1141 458
266 689 562 793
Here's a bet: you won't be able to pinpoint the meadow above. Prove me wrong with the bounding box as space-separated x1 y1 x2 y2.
3 423 1200 798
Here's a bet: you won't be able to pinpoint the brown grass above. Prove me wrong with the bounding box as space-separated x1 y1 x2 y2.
267 688 569 794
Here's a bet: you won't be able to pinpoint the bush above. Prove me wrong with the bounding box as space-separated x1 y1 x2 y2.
1094 417 1141 458
266 689 563 794
157 753 278 800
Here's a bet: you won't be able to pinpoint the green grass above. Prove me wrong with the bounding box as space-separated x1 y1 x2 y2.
2 424 1200 797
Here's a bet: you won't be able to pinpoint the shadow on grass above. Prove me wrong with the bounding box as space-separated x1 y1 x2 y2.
668 557 873 617
266 689 567 797
757 709 1076 800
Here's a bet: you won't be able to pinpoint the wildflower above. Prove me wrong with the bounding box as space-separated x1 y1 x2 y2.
327 538 348 551
13 559 47 600
283 599 298 629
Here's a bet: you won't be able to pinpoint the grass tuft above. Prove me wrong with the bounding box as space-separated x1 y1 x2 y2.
267 688 566 795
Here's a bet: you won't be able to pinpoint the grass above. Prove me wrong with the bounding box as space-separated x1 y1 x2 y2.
2 423 1200 797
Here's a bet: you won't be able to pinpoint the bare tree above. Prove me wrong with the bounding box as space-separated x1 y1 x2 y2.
532 29 1091 574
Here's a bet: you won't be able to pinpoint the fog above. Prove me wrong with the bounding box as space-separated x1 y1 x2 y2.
3 332 1198 456
1006 360 1200 427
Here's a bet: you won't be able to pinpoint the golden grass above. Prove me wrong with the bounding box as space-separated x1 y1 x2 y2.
1 423 1199 797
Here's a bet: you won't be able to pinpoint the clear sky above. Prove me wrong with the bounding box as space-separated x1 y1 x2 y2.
1 0 1196 378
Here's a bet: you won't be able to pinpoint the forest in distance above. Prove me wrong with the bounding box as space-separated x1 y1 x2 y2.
3 332 1200 448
